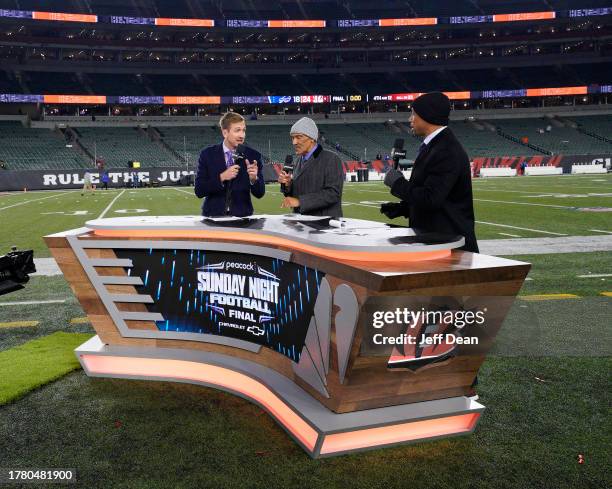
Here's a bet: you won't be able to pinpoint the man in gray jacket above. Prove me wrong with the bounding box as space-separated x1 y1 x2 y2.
278 117 344 218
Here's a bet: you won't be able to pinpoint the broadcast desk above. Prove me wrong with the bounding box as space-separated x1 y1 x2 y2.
45 215 529 458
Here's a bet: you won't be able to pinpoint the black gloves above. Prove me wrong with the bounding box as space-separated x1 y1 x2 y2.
384 168 403 188
380 202 405 219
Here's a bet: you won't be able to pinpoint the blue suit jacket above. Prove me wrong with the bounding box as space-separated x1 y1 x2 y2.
194 143 265 217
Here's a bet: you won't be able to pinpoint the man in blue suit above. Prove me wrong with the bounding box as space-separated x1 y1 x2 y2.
194 112 265 216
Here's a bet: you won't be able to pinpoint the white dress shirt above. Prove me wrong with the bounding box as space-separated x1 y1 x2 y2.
423 126 447 146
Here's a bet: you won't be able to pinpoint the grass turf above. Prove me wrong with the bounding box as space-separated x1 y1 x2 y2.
0 254 608 488
0 356 608 488
0 173 611 257
0 276 93 353
501 251 611 297
0 331 92 405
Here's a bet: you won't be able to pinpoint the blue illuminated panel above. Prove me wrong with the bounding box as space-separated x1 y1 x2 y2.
337 19 379 27
480 89 527 98
107 95 164 104
0 9 32 19
116 248 324 362
226 19 269 28
231 96 272 104
109 15 155 25
449 15 493 24
0 94 44 103
568 8 612 17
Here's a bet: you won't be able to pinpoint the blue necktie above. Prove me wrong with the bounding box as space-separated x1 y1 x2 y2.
225 151 233 168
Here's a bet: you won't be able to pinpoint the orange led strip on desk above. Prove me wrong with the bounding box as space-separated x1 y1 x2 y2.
320 413 480 454
81 354 480 456
81 354 319 451
90 229 452 264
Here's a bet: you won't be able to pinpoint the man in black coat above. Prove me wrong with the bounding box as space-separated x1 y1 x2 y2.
381 92 479 252
194 111 265 216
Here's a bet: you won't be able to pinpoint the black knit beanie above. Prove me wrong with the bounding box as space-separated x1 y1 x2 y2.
411 92 450 126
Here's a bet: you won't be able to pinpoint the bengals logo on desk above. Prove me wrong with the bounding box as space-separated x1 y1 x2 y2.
387 307 470 372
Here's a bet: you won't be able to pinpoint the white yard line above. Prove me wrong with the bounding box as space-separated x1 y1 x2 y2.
473 188 587 196
474 198 573 209
479 235 612 255
171 187 195 196
344 182 382 186
0 191 72 212
498 232 522 238
590 229 612 234
344 202 380 208
576 274 612 278
98 189 126 218
342 187 605 206
503 184 610 191
345 189 578 210
476 220 567 236
347 189 388 194
0 299 67 306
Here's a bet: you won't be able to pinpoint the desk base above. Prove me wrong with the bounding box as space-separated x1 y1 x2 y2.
76 336 484 458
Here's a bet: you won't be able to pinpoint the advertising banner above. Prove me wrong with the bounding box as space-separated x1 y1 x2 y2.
471 153 611 174
0 168 195 191
116 248 325 362
0 165 280 190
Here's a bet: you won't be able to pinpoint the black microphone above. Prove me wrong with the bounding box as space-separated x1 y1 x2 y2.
232 144 247 166
390 138 406 170
281 154 293 196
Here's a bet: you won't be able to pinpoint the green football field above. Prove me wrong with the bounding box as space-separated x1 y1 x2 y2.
0 174 610 488
0 173 611 257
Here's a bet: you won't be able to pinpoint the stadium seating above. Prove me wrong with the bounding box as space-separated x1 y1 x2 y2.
244 125 293 163
156 126 219 166
75 127 180 168
316 123 410 161
147 75 210 97
317 121 547 161
493 118 612 155
452 70 522 91
86 74 147 96
570 115 612 148
0 71 21 93
451 121 541 157
0 121 87 170
1 113 609 172
25 72 85 95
